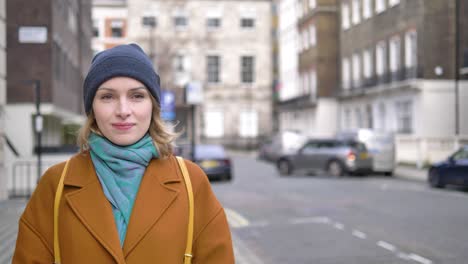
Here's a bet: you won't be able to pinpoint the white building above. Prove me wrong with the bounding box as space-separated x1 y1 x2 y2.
126 0 273 148
92 0 128 53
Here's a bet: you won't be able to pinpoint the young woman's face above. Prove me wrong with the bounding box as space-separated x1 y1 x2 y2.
92 77 153 146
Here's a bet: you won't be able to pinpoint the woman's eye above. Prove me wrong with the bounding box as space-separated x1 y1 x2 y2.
100 94 113 100
132 93 145 99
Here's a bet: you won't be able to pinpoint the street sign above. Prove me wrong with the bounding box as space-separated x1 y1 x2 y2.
161 90 176 121
186 81 203 105
18 26 48 44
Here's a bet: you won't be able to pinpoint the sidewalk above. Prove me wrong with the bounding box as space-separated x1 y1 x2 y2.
393 165 428 182
0 199 25 264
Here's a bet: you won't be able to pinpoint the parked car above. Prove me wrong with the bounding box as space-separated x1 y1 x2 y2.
176 144 232 182
276 139 373 177
258 130 308 163
428 145 468 188
336 129 395 176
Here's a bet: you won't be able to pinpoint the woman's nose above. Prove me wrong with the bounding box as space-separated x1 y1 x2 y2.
116 98 131 117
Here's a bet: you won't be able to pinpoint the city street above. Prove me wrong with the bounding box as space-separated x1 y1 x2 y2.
214 155 468 264
1 154 468 264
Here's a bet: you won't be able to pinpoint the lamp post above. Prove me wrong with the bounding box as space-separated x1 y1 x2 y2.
25 80 42 184
455 0 460 135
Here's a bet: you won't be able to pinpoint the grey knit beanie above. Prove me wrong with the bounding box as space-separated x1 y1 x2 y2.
83 43 161 114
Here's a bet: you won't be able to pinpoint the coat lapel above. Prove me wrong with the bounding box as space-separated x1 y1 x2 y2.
63 153 126 264
122 156 182 257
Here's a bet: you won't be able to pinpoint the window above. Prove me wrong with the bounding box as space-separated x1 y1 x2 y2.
93 19 99 37
206 17 221 29
309 0 317 9
352 0 360 25
174 15 188 28
389 36 401 72
342 58 351 89
405 30 417 68
342 3 350 30
297 0 304 18
142 16 157 28
309 25 317 47
239 110 258 137
310 69 317 99
204 111 224 138
302 29 309 50
355 108 362 128
174 54 185 72
378 103 386 130
110 19 124 37
241 18 255 28
396 100 413 133
344 109 351 129
207 55 220 83
366 104 373 129
375 0 385 13
352 53 361 86
241 56 255 83
363 49 373 78
389 0 400 7
376 41 387 75
363 0 372 19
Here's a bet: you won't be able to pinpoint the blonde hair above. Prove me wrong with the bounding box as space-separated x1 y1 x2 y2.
77 95 178 158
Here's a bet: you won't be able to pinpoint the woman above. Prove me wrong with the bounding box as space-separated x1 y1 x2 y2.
12 44 235 263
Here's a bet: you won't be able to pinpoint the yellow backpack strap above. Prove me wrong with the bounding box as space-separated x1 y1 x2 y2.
176 156 194 264
53 159 70 264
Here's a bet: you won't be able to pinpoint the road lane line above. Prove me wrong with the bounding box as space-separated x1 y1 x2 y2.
225 208 249 228
351 230 367 239
377 241 396 252
290 216 330 225
407 253 433 264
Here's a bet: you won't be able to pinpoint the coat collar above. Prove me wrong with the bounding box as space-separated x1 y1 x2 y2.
63 152 183 262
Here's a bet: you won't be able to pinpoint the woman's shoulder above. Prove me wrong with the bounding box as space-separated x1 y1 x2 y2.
38 152 91 188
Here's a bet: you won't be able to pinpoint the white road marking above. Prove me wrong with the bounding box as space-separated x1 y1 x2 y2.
290 216 330 225
232 232 264 264
351 230 367 239
333 222 345 230
407 253 433 264
225 208 249 228
377 241 396 252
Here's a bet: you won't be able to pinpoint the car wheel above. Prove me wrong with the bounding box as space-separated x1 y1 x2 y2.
327 160 344 177
384 171 393 177
277 159 293 176
429 169 445 188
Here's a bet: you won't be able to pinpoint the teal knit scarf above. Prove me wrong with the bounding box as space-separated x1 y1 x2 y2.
88 133 158 246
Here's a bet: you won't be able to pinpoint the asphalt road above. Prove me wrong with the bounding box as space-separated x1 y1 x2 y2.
212 155 468 264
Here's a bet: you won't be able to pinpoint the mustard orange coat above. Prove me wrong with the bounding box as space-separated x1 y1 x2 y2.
12 152 235 263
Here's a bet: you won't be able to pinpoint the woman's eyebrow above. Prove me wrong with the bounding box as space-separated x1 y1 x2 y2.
97 86 146 91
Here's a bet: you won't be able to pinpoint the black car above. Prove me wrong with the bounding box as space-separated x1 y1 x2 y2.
175 144 232 182
428 145 468 188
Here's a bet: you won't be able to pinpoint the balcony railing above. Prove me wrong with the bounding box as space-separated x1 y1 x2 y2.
341 66 423 92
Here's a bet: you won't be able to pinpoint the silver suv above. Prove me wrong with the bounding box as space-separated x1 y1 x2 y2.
277 139 373 177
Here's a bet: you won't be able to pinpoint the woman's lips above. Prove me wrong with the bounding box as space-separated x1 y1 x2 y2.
112 123 134 130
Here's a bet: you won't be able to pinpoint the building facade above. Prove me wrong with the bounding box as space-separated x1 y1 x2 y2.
277 0 339 138
339 0 468 165
5 0 92 196
92 0 128 53
126 0 273 149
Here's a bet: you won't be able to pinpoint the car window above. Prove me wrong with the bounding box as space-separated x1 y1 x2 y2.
452 148 468 160
195 145 226 159
346 141 367 152
302 142 320 154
